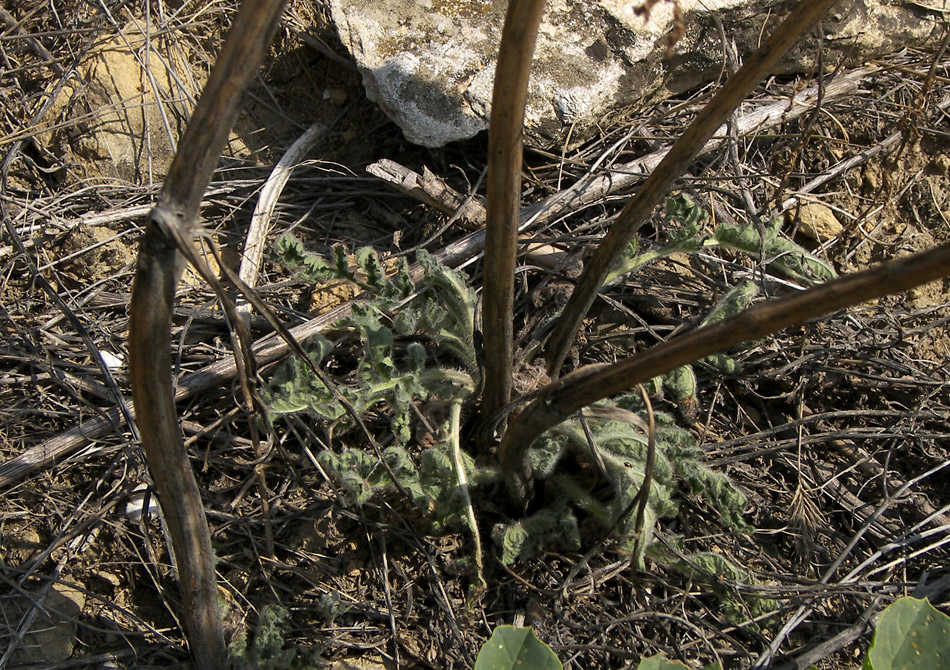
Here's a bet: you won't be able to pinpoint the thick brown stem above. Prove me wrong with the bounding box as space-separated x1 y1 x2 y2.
128 0 288 667
130 220 228 669
481 0 547 422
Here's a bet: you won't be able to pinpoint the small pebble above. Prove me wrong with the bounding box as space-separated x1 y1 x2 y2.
794 202 843 242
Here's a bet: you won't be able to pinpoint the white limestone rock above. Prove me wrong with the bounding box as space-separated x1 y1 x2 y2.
328 0 946 147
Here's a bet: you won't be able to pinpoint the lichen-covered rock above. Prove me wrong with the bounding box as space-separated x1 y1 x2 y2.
328 0 946 147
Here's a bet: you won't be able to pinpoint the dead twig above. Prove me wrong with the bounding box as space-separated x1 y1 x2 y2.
366 159 486 229
369 68 873 242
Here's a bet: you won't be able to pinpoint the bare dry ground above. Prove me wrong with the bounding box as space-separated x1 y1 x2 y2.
1 1 949 668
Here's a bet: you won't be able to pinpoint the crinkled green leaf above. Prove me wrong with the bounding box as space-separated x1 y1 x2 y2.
417 249 475 335
665 193 706 230
350 303 395 379
663 194 707 251
273 234 337 283
262 335 339 418
608 194 710 285
331 244 355 281
660 366 697 403
406 342 427 374
491 500 580 565
701 353 741 373
700 279 759 327
229 604 324 670
357 246 386 291
667 551 779 623
384 447 425 504
528 433 569 478
526 401 748 566
317 449 381 505
676 460 750 531
713 218 836 285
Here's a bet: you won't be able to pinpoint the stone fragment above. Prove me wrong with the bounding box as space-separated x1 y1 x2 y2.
0 583 85 666
794 202 844 242
42 21 253 181
41 23 197 181
328 0 946 147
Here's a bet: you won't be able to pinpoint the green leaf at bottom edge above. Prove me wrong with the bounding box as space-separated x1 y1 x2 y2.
864 596 950 670
636 654 721 670
474 626 562 670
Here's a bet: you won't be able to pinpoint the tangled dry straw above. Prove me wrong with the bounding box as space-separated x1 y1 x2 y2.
1 1 949 668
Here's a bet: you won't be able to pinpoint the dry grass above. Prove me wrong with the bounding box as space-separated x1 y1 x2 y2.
1 1 949 668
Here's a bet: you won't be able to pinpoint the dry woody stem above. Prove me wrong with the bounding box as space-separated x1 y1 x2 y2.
127 0 289 668
481 0 548 420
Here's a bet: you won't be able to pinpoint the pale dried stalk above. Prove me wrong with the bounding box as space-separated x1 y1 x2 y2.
238 122 327 322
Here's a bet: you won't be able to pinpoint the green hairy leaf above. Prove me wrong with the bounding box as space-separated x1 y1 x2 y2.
660 365 697 403
261 335 340 419
273 234 337 284
695 280 759 374
503 396 747 566
317 449 386 505
274 223 753 593
667 551 778 623
607 194 710 284
331 245 355 282
608 193 836 288
712 217 836 284
700 279 759 327
229 605 322 670
350 303 396 379
663 194 707 251
357 245 387 291
419 445 478 531
265 243 480 526
491 500 580 565
354 246 413 304
266 241 476 430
